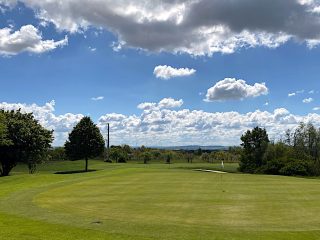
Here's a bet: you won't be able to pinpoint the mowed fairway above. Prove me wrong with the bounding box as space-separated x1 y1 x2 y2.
1 161 320 240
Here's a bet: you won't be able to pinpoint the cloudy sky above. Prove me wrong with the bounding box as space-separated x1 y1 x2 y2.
1 0 320 146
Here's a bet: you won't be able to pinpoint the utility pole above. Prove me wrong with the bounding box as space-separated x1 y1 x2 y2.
105 123 110 162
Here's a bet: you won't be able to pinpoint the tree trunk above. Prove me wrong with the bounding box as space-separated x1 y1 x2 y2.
85 157 88 172
0 161 14 177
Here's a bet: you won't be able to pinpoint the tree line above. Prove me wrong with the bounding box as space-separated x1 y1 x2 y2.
1 109 319 177
240 124 320 176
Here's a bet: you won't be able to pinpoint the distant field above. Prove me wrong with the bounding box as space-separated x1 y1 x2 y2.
1 160 320 240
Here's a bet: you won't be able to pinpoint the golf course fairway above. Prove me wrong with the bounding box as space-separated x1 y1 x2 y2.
1 161 320 240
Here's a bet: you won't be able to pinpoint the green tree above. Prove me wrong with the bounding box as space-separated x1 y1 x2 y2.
239 126 269 173
166 153 172 164
110 147 128 163
0 110 53 176
142 152 152 164
201 152 210 162
65 117 105 172
0 113 11 147
48 147 66 161
186 152 194 163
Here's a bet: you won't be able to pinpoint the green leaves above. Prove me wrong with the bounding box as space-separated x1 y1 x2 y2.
0 109 53 176
239 126 269 173
65 117 105 170
0 113 12 147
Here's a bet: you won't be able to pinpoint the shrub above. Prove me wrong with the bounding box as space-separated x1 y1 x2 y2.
259 157 286 175
279 159 311 176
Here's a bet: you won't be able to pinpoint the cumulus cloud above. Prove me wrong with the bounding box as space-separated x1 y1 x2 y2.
288 93 296 97
154 65 196 80
138 98 183 110
137 102 157 111
303 97 314 103
0 25 68 55
2 100 320 146
91 96 104 101
158 98 184 108
313 107 320 111
2 0 320 56
205 78 268 102
98 105 320 146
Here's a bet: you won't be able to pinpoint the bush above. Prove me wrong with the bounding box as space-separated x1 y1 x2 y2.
279 159 311 176
259 157 286 175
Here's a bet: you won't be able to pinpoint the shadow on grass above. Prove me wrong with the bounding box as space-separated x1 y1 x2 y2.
55 170 98 175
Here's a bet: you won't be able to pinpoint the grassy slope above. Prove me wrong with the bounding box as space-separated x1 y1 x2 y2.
1 160 320 240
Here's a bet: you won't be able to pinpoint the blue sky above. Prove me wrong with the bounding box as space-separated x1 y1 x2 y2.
1 0 320 146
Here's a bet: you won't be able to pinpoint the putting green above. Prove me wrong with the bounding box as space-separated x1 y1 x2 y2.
1 162 320 239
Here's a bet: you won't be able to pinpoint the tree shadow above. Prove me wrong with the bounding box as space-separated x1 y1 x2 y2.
54 169 97 174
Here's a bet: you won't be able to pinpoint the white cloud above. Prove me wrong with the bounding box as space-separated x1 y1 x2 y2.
153 65 196 80
288 89 307 97
88 46 97 52
264 102 269 106
137 102 157 111
98 105 320 146
91 96 104 101
303 97 314 103
205 78 268 102
158 98 184 109
3 0 320 56
0 25 68 55
138 98 183 110
2 100 320 146
313 107 320 111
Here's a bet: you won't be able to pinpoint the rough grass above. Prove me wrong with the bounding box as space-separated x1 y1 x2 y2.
1 160 320 240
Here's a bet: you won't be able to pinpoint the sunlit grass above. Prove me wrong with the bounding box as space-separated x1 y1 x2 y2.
1 160 320 240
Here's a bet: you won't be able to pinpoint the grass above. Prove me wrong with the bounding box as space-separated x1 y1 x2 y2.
1 160 320 239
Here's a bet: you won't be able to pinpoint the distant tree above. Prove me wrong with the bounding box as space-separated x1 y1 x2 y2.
0 110 53 176
166 153 172 164
186 152 194 163
140 145 146 152
110 147 128 163
239 126 269 173
122 144 131 152
196 148 202 156
289 123 320 175
65 117 105 172
142 152 152 164
48 147 66 161
201 152 210 162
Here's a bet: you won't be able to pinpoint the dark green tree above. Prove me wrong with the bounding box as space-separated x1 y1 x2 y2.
0 110 53 176
142 152 152 164
166 153 172 164
65 117 105 172
239 126 269 173
0 113 11 147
